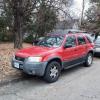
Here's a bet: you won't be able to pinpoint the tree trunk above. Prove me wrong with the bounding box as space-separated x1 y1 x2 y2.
13 16 23 49
14 17 23 49
13 0 23 49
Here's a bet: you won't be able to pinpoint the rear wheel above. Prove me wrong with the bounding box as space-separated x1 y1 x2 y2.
44 61 61 83
84 53 93 67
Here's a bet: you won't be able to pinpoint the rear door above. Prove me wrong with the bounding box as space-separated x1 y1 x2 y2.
76 35 88 61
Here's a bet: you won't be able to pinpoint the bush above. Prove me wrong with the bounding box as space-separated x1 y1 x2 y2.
0 32 13 42
0 32 3 41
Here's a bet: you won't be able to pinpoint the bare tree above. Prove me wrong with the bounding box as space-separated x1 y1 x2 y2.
2 0 38 48
2 0 73 49
81 0 100 38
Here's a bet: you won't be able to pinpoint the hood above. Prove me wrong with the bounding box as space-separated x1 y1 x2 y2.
15 46 56 58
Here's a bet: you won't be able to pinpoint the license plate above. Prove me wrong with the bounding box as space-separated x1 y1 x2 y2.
14 62 19 69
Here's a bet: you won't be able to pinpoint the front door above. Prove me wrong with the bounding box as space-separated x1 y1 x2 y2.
62 35 78 67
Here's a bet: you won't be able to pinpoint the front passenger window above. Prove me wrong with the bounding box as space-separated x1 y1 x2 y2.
65 36 76 48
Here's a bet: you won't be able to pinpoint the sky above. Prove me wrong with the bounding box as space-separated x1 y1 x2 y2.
71 0 89 18
59 0 90 21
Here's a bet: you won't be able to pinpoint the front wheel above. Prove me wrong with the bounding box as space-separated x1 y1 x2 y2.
84 53 93 67
44 61 61 83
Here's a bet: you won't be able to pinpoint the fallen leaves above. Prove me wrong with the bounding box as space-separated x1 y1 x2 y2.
0 42 31 81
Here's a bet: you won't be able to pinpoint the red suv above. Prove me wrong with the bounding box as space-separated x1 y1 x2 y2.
12 33 94 83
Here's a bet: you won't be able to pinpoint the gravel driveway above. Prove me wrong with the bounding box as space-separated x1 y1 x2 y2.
0 58 100 100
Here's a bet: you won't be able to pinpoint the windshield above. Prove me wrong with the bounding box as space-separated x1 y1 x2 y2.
37 36 64 47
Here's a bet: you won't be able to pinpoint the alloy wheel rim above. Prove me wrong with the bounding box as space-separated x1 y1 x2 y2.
88 55 92 65
50 65 58 79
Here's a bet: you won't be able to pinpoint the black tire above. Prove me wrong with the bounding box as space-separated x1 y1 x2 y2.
84 53 93 67
44 61 61 83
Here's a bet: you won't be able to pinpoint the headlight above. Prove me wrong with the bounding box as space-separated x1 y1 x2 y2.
27 57 42 62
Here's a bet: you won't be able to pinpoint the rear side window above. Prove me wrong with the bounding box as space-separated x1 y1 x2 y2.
77 36 86 45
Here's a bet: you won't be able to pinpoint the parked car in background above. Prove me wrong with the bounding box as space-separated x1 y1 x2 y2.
85 33 95 42
94 36 100 55
33 29 95 45
12 33 94 83
50 29 87 34
51 29 95 41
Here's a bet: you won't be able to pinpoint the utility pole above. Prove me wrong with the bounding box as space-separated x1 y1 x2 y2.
81 0 85 26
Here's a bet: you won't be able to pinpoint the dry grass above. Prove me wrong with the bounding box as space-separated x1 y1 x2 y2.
0 42 31 80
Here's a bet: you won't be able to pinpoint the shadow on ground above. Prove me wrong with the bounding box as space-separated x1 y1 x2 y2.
16 64 85 85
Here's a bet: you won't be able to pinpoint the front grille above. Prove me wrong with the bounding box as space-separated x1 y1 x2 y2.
15 56 25 62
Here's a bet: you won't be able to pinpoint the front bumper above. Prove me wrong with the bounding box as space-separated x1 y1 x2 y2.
12 58 47 76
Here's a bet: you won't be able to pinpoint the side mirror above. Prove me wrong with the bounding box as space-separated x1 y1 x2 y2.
64 44 72 48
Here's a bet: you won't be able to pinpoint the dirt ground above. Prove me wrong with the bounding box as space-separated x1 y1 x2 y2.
0 42 31 81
